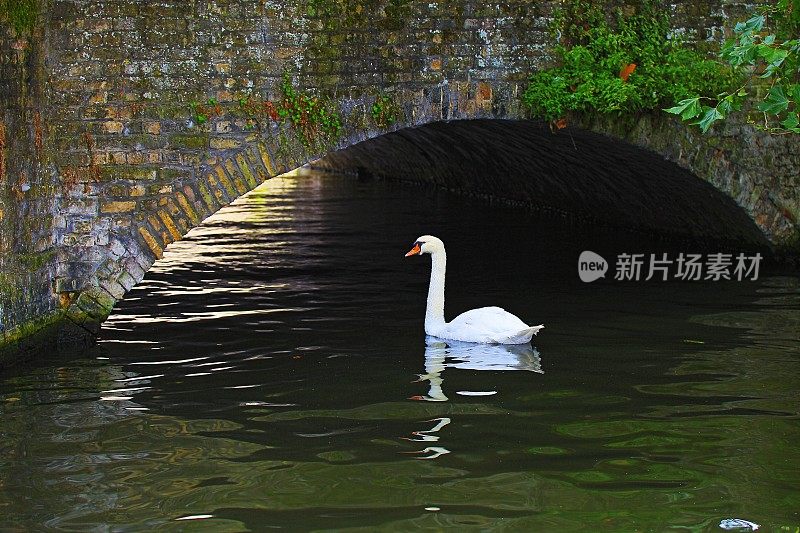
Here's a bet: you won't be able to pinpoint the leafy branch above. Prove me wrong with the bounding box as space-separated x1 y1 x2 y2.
665 2 800 134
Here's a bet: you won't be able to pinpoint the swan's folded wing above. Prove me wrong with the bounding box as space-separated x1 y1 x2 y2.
451 306 527 326
449 306 530 337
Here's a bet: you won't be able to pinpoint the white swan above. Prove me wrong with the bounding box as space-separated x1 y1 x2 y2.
405 235 544 344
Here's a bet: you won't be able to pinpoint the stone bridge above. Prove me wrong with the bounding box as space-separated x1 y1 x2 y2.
1 0 798 356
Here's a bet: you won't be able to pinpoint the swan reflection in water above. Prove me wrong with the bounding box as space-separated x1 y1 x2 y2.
413 336 543 402
404 338 543 459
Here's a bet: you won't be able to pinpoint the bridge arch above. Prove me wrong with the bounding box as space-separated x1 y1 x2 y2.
2 0 798 354
63 114 773 337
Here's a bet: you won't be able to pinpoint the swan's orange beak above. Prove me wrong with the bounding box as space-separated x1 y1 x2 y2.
404 243 421 257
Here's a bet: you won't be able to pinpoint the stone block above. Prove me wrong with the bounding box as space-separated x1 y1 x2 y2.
116 270 138 292
100 201 136 213
137 226 164 259
103 121 124 134
145 122 162 135
55 277 81 293
235 153 258 188
212 165 237 198
157 210 182 241
75 291 113 320
100 166 158 181
210 137 242 150
109 239 127 258
175 192 200 224
122 257 146 282
99 279 126 299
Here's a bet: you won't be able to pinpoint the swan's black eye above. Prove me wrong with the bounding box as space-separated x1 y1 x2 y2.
415 241 424 247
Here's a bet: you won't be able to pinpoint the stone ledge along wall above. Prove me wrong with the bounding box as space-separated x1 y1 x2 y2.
1 0 798 359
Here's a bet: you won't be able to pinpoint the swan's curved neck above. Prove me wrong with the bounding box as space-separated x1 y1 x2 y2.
425 249 446 331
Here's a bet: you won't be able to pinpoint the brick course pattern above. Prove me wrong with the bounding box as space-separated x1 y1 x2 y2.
1 0 798 357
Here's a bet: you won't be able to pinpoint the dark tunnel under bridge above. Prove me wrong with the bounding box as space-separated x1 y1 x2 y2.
313 120 769 251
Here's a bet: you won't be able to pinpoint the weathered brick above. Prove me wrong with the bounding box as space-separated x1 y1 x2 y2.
210 137 242 150
157 210 182 241
103 121 124 134
192 179 215 211
137 226 163 259
100 200 136 213
100 166 157 181
144 122 161 135
225 159 249 195
212 164 237 198
235 153 258 188
175 191 200 224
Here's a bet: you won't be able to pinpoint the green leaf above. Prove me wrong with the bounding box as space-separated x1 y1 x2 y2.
788 83 800 102
717 98 732 116
781 112 799 130
757 45 789 76
757 86 790 115
693 106 724 133
735 15 765 34
664 97 702 120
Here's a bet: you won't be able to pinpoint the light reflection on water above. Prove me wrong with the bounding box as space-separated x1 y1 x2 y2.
414 338 542 402
0 174 798 531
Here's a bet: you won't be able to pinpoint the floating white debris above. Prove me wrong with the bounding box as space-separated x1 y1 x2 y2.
425 507 441 512
175 514 213 521
456 391 497 396
719 518 760 531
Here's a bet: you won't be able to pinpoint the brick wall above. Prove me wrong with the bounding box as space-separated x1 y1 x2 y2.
0 13 63 350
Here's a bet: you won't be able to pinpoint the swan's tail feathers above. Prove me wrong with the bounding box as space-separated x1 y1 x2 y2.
503 324 544 344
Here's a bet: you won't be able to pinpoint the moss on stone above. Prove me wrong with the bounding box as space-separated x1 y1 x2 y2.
1 311 61 345
0 0 38 35
0 311 96 366
169 134 209 150
0 272 15 297
18 250 55 272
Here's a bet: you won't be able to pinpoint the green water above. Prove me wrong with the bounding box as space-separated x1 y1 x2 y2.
0 175 798 531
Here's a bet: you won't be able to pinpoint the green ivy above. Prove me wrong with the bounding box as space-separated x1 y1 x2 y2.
278 73 342 146
370 94 399 127
184 75 343 147
523 1 732 122
665 1 800 134
189 98 222 126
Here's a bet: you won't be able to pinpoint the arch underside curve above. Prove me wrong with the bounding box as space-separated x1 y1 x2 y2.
65 118 770 337
315 120 769 246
